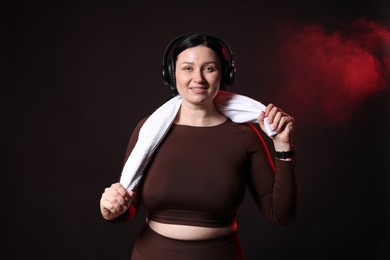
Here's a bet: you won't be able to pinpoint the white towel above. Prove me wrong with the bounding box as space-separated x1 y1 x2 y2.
120 90 277 191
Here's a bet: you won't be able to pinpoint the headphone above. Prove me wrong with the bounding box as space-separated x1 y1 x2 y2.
162 32 236 92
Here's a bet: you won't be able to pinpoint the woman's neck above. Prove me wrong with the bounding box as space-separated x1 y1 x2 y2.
174 101 226 126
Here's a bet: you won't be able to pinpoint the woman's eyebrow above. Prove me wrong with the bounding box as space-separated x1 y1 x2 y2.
179 61 218 65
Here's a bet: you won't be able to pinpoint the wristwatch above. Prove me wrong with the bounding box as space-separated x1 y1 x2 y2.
275 147 295 159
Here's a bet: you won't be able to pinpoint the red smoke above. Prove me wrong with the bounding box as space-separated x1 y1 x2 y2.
274 18 390 126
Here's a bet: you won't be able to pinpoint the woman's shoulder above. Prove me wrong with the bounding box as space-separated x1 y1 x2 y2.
137 116 149 127
225 119 261 133
238 122 267 145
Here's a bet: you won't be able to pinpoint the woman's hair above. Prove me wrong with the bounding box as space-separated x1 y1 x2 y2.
171 33 227 66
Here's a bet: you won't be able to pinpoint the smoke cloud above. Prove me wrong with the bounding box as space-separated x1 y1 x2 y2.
274 18 390 126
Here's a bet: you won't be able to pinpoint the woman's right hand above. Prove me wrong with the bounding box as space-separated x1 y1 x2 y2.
100 182 133 221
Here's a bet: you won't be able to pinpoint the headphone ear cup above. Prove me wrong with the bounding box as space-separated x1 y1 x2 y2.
228 65 235 86
220 61 233 90
162 65 169 86
225 63 235 88
168 59 176 90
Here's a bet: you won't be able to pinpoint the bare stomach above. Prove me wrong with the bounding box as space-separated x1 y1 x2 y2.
147 219 237 240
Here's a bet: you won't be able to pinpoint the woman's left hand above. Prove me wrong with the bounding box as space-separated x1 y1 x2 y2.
258 103 295 150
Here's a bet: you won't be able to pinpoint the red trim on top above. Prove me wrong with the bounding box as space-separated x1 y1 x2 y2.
245 123 276 174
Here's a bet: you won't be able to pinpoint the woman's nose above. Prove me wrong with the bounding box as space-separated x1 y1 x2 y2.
193 69 205 83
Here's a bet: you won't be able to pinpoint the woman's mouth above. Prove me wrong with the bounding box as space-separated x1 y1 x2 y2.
189 86 208 93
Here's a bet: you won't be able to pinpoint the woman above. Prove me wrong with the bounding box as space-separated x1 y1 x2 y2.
100 32 297 259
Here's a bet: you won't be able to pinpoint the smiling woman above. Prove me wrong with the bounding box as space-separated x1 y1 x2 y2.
174 45 226 126
99 32 297 260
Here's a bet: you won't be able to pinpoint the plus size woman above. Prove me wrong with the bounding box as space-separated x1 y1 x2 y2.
100 32 297 259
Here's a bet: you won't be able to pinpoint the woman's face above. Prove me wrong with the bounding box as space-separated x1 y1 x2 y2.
175 45 222 105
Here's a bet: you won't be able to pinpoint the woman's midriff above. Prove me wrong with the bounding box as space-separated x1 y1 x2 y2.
147 219 238 241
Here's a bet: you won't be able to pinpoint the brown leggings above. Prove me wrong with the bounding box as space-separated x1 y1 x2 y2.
131 224 245 260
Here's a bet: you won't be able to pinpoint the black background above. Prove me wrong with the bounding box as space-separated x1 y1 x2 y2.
4 1 390 259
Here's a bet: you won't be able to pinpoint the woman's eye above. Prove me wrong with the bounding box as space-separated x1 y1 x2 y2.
183 67 193 71
204 67 216 72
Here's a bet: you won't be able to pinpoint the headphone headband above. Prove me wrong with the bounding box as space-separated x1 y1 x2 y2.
162 32 236 92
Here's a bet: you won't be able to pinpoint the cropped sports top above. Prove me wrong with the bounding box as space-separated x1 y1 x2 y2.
116 118 296 227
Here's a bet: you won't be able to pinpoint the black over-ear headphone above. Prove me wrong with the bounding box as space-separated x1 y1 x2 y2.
162 32 236 92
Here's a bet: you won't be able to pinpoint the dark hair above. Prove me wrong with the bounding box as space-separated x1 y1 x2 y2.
172 33 227 66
